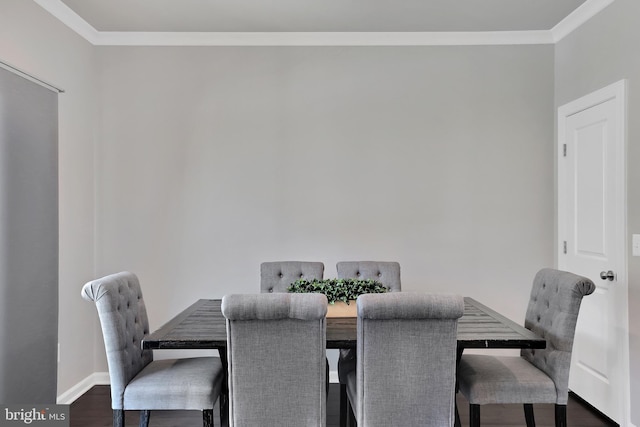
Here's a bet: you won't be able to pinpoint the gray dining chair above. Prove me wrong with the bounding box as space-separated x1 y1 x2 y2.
82 271 225 427
345 293 464 427
457 268 596 427
222 293 328 427
260 260 329 390
260 261 325 293
336 261 401 427
336 261 401 292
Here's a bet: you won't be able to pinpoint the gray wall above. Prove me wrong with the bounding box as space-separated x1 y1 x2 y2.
555 0 640 423
95 45 554 345
0 67 58 403
0 0 98 399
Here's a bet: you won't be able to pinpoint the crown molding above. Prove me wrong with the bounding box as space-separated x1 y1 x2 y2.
551 0 615 42
93 30 553 46
33 0 100 44
34 0 611 47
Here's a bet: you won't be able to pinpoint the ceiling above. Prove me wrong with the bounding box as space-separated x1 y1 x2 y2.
59 0 589 33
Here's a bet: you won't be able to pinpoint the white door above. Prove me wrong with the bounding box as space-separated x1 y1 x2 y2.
557 80 629 424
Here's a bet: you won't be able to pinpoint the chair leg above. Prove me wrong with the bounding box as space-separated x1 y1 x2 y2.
347 398 356 427
469 404 480 427
524 404 535 427
340 384 348 427
219 393 228 427
555 404 567 427
326 359 330 398
203 409 214 427
139 410 151 427
113 409 124 427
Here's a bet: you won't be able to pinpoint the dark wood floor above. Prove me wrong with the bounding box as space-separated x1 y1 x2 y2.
70 385 617 427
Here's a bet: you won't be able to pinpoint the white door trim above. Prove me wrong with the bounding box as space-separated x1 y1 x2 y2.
557 79 630 425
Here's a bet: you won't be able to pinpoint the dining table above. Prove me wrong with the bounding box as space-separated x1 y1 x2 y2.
143 297 544 351
143 296 545 427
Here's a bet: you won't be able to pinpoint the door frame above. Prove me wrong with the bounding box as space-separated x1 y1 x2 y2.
557 79 630 425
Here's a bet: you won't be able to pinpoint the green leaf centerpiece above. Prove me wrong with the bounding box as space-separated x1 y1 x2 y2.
287 278 388 305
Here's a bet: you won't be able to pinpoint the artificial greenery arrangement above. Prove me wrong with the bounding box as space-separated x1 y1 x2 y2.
288 278 388 304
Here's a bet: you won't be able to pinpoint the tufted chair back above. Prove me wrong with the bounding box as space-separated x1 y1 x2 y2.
222 293 328 427
351 293 464 426
337 261 401 292
260 261 324 293
520 268 595 404
81 271 153 409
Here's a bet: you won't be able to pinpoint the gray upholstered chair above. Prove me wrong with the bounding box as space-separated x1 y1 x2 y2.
457 268 596 427
336 261 401 427
222 293 328 427
82 272 224 427
260 261 325 293
260 260 329 391
345 293 464 427
336 261 401 292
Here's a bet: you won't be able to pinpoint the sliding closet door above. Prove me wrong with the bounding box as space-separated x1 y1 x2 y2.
0 66 58 403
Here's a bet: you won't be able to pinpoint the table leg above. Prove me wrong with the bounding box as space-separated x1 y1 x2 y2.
217 348 229 427
454 345 464 427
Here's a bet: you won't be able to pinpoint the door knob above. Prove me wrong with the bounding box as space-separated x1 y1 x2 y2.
600 270 615 281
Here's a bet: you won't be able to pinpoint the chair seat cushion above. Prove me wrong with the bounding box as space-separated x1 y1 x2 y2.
457 355 557 405
123 357 224 410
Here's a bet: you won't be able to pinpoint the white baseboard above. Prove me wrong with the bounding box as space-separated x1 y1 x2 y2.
57 372 109 405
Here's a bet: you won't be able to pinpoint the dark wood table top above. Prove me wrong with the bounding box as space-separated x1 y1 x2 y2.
143 297 545 351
